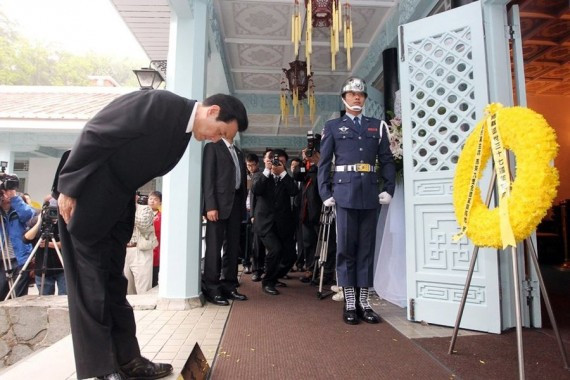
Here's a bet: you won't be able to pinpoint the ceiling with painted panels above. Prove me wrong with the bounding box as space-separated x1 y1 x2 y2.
111 0 398 145
511 0 570 96
215 0 394 95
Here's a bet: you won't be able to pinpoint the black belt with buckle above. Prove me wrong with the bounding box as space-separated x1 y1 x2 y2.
334 164 374 172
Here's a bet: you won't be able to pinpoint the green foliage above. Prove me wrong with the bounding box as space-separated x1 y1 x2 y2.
0 10 145 87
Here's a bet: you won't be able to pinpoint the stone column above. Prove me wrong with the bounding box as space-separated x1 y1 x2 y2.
159 0 209 308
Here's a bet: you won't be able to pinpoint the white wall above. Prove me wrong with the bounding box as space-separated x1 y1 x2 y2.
27 157 60 204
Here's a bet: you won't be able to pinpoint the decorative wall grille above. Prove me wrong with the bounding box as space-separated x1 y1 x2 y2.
407 26 478 173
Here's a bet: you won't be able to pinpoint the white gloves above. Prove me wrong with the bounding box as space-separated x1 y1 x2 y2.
379 191 392 205
323 197 336 207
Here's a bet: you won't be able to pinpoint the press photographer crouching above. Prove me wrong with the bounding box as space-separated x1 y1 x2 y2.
23 198 66 295
0 173 35 300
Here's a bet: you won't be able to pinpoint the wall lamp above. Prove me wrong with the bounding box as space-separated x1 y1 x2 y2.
133 60 167 90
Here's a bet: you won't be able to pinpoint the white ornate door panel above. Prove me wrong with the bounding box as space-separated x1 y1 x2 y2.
400 2 502 333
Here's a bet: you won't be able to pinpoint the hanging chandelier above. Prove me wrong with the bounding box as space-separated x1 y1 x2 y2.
291 0 353 72
280 59 316 125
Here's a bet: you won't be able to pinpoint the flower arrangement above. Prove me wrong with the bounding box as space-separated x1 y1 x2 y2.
386 110 404 179
453 105 559 248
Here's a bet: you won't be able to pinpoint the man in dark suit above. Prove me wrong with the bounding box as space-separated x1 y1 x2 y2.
202 138 247 305
251 149 299 295
294 146 336 285
318 77 395 325
55 90 248 380
245 154 266 282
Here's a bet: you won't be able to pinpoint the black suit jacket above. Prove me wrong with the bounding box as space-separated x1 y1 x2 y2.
251 171 299 238
56 90 194 245
202 140 247 220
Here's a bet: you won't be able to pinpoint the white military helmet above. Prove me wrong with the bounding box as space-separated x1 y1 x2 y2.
341 77 367 98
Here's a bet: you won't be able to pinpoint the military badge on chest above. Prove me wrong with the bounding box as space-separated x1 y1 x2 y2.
338 126 349 134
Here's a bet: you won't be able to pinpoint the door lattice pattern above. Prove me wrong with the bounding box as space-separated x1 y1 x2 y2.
407 26 478 172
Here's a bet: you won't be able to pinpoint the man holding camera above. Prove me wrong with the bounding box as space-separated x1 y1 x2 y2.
0 185 35 300
23 197 66 295
318 77 395 325
251 149 299 295
54 90 248 380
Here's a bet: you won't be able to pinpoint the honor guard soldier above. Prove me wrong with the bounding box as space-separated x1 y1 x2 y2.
317 77 396 325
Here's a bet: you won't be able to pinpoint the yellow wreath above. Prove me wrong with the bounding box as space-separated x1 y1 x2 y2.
453 105 559 249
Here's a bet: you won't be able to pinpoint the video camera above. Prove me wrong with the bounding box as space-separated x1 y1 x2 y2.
0 173 19 192
40 202 59 235
136 191 149 205
305 131 321 157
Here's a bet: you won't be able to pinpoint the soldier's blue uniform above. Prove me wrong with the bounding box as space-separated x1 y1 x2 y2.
317 113 395 287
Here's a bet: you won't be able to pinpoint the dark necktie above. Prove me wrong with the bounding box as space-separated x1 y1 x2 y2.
229 145 241 189
354 116 361 131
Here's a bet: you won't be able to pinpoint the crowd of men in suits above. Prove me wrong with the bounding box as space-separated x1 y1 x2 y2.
200 76 396 328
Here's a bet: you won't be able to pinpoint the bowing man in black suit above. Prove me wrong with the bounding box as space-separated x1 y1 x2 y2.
202 138 248 305
251 149 299 295
55 90 248 380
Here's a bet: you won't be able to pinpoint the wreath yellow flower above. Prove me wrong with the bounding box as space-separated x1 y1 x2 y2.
453 106 559 248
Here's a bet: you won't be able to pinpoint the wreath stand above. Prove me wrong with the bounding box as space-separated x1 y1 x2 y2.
448 170 569 380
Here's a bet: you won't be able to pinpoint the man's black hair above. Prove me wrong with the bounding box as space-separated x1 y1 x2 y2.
291 158 301 164
270 148 289 161
203 93 249 132
246 153 259 163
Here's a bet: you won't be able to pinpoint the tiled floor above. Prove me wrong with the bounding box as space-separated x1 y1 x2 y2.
0 287 479 379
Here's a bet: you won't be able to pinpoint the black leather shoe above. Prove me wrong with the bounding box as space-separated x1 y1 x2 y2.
204 293 230 306
282 274 291 279
97 373 125 380
227 290 248 301
244 266 252 274
251 273 262 282
262 285 279 295
343 308 360 325
275 281 287 287
357 306 382 324
120 356 173 379
299 275 312 283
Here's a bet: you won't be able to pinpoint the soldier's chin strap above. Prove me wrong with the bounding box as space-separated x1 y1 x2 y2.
341 98 363 112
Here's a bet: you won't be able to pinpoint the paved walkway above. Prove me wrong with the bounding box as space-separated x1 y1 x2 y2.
0 285 478 379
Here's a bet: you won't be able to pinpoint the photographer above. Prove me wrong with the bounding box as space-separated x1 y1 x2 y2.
0 183 35 300
252 149 299 295
23 198 66 295
293 135 337 285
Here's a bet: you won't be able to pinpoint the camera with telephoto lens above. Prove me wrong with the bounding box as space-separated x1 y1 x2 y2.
305 131 321 157
271 153 281 167
136 191 149 205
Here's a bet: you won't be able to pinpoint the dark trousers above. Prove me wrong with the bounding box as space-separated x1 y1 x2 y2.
335 207 378 287
259 229 296 287
202 194 241 296
251 232 266 275
58 210 140 379
0 259 30 300
152 265 159 287
304 220 337 279
294 221 305 268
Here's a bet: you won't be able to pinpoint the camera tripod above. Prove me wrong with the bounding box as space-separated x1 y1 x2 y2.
4 223 64 301
311 204 335 299
0 216 17 300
